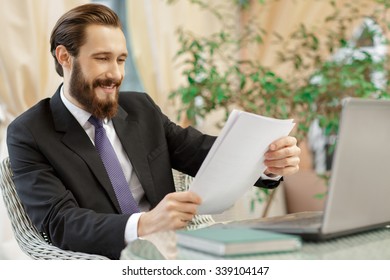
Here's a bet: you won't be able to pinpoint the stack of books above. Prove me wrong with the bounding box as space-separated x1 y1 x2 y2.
177 226 302 257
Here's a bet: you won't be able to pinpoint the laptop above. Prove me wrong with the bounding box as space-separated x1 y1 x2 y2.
234 98 390 241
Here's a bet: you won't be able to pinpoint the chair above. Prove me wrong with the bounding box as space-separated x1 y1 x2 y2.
0 157 109 260
172 169 216 230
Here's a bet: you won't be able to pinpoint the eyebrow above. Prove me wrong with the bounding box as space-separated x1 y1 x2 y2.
91 52 128 58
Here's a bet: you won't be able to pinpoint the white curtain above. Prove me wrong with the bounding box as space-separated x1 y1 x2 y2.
126 0 231 126
0 0 89 260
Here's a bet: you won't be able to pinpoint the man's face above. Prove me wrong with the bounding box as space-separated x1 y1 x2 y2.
68 24 128 119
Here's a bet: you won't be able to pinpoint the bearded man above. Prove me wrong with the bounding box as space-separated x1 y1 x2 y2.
6 3 300 259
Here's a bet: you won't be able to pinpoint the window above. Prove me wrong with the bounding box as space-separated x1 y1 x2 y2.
309 18 387 173
92 0 144 92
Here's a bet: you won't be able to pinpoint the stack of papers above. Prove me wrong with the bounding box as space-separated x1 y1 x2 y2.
189 110 295 214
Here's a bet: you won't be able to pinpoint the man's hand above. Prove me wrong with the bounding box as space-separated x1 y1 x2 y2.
264 136 301 177
137 191 201 237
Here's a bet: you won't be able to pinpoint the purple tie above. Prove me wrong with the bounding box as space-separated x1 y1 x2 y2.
89 116 139 214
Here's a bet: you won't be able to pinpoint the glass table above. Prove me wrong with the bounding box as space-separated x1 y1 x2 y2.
121 226 390 260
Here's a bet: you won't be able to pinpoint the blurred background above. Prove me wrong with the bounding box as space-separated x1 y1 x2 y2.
1 0 388 259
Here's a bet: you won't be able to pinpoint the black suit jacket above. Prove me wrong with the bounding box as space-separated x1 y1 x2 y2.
7 86 279 259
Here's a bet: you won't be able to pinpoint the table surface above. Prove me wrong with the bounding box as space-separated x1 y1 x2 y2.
121 226 390 260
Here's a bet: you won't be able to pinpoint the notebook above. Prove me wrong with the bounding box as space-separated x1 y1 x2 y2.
236 98 390 241
176 226 301 256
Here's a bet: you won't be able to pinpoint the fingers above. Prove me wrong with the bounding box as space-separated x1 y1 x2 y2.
268 136 297 151
264 136 301 176
166 191 202 205
265 154 300 168
137 191 202 237
164 192 201 216
265 163 300 176
265 145 301 160
264 155 300 176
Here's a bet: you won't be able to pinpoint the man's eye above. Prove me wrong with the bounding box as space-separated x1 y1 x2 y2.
96 57 108 61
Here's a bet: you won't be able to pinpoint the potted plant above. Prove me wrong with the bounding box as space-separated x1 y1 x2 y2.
167 0 390 216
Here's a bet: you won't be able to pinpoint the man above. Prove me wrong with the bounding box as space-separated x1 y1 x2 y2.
6 4 300 259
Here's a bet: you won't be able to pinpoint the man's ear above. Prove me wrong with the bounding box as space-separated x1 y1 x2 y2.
55 45 72 70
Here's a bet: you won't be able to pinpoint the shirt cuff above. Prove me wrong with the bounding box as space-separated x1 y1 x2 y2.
124 212 144 244
261 173 282 181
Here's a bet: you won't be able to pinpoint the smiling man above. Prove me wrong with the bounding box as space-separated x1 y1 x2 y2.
6 4 300 259
61 24 127 119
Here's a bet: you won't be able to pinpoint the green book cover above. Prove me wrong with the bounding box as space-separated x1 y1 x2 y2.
177 226 301 256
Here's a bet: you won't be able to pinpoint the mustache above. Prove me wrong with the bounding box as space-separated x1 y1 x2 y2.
92 78 122 88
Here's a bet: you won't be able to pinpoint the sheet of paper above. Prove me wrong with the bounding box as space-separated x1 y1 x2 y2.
189 110 295 214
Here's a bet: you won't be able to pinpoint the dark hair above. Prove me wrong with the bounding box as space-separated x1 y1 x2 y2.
50 3 122 77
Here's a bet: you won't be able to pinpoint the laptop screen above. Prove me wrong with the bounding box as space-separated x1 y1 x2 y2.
322 98 390 235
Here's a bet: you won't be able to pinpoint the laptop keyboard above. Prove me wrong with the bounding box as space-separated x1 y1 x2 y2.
257 213 322 229
232 211 324 229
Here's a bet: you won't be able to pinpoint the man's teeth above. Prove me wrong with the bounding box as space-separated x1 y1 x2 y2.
101 84 115 89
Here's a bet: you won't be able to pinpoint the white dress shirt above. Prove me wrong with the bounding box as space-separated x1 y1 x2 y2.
60 86 148 244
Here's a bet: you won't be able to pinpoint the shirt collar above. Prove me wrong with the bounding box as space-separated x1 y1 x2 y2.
60 85 109 127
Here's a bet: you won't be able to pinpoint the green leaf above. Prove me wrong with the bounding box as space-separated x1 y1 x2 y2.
250 72 259 82
263 82 276 93
216 86 227 103
239 74 246 90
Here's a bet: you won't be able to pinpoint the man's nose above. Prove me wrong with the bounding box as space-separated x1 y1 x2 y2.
107 61 123 81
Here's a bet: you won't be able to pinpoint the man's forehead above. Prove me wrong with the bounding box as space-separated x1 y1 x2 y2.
82 24 127 55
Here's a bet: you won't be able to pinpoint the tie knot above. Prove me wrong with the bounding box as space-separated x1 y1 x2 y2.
88 116 103 129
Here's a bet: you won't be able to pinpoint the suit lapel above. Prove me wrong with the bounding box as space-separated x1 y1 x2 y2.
50 89 122 213
112 107 154 197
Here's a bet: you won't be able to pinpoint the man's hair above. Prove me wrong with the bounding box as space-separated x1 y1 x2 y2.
50 3 122 77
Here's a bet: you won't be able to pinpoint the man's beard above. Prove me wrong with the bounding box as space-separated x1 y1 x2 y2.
68 60 121 119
